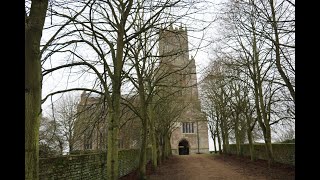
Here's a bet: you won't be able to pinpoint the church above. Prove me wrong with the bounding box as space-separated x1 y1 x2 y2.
159 25 209 155
73 25 209 155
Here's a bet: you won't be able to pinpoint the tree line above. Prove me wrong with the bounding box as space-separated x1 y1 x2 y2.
26 0 212 179
200 0 294 166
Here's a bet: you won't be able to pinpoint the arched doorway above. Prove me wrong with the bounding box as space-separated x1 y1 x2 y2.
178 139 189 155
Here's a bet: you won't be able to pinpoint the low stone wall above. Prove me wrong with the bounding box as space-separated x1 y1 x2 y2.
228 143 295 166
39 148 152 180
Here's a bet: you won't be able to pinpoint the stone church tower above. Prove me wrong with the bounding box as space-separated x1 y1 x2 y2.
73 25 209 155
159 25 209 155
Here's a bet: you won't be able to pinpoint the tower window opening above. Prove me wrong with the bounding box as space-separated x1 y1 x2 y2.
182 122 194 133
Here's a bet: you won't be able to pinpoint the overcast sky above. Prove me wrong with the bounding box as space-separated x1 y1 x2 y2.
41 0 222 113
40 0 276 151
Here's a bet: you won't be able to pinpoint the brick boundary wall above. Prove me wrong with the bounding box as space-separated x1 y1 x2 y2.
227 143 295 166
39 148 152 179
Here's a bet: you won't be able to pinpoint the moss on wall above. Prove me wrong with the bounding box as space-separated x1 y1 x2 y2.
39 148 152 180
228 143 295 166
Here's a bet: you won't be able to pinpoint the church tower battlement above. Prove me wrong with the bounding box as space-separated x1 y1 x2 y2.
159 24 189 67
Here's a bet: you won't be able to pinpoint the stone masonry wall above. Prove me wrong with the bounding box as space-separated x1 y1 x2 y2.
39 148 151 180
228 143 295 166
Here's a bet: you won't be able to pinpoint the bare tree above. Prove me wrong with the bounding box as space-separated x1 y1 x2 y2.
52 94 79 153
26 0 93 178
206 0 294 165
124 21 204 177
275 126 295 143
25 0 49 179
201 59 233 154
249 0 295 103
41 1 197 179
39 94 84 156
39 116 62 157
39 1 215 179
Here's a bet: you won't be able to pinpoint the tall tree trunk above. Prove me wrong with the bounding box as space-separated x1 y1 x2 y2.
25 0 48 179
252 25 274 165
58 140 64 155
216 117 222 154
220 115 229 154
235 128 241 156
148 103 157 170
247 128 255 161
161 134 166 161
138 86 148 180
157 135 162 165
107 67 122 180
253 68 274 166
224 128 230 154
166 134 172 157
209 112 217 153
69 135 73 153
234 114 241 156
220 89 229 154
162 133 170 159
219 118 227 154
138 123 147 180
213 133 217 154
246 115 255 161
106 12 128 178
264 125 274 166
257 70 274 165
106 104 120 180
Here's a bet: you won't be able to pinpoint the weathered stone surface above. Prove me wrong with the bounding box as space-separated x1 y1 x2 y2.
39 148 152 179
159 27 209 155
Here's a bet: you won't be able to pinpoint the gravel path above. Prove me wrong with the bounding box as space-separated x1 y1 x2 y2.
148 154 267 180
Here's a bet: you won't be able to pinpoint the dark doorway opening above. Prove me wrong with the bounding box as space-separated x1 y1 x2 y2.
178 139 189 155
